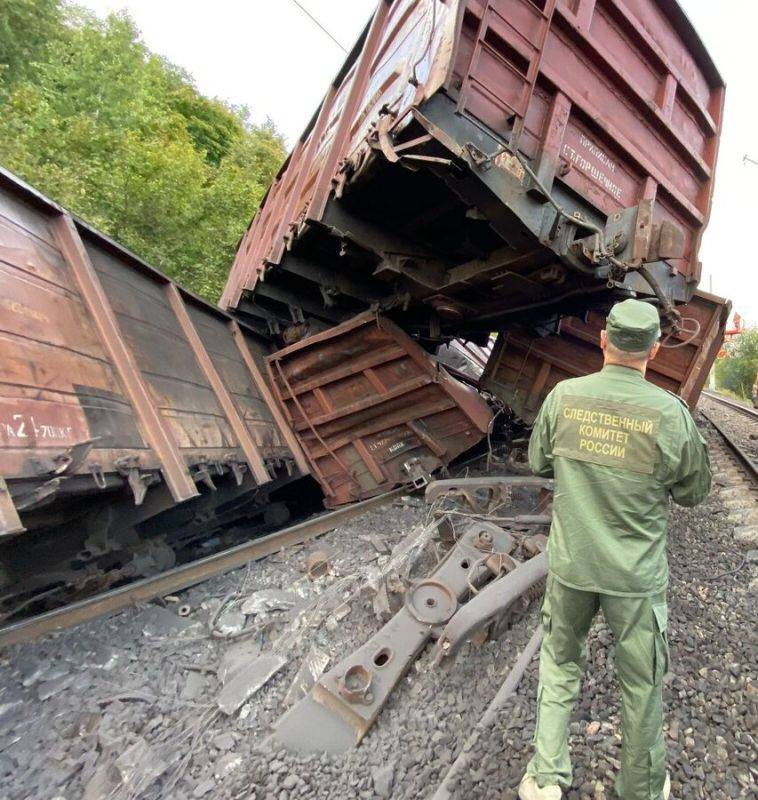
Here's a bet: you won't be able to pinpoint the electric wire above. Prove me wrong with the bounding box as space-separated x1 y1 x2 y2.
288 0 348 53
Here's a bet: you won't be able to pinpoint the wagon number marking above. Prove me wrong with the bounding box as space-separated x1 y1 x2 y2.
2 413 73 441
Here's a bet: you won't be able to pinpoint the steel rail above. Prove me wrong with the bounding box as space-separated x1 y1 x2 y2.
700 409 757 485
0 488 405 649
702 390 758 421
431 626 544 800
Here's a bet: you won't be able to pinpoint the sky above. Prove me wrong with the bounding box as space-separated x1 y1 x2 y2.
78 0 758 325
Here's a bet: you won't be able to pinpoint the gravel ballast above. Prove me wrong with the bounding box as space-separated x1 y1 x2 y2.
0 415 755 799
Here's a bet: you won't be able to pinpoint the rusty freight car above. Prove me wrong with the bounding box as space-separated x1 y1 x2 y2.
266 312 493 507
222 0 724 356
0 168 321 610
479 289 731 422
0 168 495 615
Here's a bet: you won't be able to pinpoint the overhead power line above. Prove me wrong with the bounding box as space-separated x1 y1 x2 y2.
288 0 348 53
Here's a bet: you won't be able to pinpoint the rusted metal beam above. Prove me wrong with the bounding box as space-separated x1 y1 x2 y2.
307 0 393 222
229 321 310 475
0 477 24 537
433 552 548 663
52 215 198 503
271 520 517 754
165 284 270 485
533 91 571 191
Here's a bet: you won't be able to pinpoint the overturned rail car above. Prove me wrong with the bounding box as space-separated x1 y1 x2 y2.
221 0 724 349
479 289 731 421
266 312 493 506
0 167 320 596
0 170 493 613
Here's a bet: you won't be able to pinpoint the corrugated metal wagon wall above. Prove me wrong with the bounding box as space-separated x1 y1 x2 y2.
480 289 730 422
220 0 725 354
266 312 493 506
0 169 307 537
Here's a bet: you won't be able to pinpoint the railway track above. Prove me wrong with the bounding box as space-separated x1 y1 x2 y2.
701 411 757 487
699 399 757 556
0 488 405 649
702 390 758 421
700 392 757 487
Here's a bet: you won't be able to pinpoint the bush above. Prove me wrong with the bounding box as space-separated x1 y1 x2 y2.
715 328 758 400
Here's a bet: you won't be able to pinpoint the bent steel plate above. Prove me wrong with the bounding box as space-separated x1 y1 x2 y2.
270 520 513 753
433 551 548 663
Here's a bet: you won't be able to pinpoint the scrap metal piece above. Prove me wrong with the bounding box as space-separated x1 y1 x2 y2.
13 477 62 512
303 550 330 580
425 476 554 514
217 653 287 715
433 552 548 665
270 521 514 753
0 476 24 537
241 589 298 616
283 646 330 707
371 579 392 621
217 639 263 685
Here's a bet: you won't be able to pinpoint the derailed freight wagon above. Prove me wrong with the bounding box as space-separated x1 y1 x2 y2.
221 0 725 358
0 169 313 608
0 169 493 615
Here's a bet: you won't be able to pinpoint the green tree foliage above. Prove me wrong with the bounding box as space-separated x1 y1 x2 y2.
715 328 758 400
0 2 285 301
0 0 61 83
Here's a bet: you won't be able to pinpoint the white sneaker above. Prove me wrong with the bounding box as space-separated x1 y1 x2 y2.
663 772 671 800
517 774 562 800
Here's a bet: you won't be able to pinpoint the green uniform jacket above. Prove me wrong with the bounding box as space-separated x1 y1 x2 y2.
528 364 711 597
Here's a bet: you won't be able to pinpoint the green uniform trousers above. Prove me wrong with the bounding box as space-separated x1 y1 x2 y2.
526 575 669 800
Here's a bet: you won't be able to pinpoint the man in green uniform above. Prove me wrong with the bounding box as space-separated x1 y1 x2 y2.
518 299 711 800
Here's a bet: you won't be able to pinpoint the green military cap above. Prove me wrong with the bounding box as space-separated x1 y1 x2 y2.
606 299 661 352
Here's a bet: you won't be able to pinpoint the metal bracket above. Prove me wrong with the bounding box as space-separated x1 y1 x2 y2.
191 458 217 491
89 463 107 489
271 520 516 753
224 456 248 487
114 456 153 506
402 457 432 490
433 552 548 664
51 437 99 476
14 477 62 512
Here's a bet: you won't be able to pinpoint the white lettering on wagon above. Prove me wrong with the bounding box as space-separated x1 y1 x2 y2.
1 413 72 441
578 134 616 173
562 134 623 201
